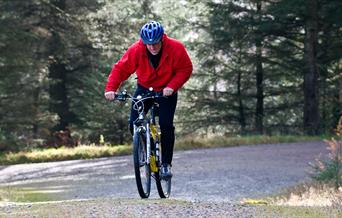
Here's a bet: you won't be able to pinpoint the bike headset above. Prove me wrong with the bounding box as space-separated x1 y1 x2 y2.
140 21 164 45
132 92 163 116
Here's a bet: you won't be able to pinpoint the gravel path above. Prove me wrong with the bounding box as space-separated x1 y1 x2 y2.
0 141 333 217
1 199 266 218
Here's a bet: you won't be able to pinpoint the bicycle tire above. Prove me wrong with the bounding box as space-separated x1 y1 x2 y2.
154 143 171 198
155 173 171 198
133 132 151 198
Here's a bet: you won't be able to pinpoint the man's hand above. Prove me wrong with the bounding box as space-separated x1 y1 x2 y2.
104 91 116 100
163 87 174 96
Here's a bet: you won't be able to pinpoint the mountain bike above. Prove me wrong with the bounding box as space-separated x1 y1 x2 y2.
114 89 171 198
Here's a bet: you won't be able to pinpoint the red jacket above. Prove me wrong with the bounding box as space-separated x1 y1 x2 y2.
105 34 193 92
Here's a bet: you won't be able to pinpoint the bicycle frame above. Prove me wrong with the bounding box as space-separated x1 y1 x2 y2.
114 89 171 198
149 104 161 171
133 103 160 173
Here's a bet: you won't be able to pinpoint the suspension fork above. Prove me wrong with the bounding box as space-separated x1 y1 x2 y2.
134 124 151 165
146 123 151 165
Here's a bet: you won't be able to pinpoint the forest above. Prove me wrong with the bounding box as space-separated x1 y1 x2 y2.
0 0 341 151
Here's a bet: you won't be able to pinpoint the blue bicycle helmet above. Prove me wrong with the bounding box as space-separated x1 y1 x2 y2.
140 21 164 44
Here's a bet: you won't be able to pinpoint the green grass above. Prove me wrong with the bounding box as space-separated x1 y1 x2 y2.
0 187 58 202
0 135 324 165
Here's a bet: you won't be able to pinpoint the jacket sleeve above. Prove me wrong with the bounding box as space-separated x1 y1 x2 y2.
105 45 138 92
166 44 193 92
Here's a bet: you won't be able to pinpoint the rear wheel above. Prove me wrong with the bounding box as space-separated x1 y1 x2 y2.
133 132 151 198
154 144 171 198
155 174 171 198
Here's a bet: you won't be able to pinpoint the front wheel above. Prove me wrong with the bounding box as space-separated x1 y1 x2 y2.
133 132 151 198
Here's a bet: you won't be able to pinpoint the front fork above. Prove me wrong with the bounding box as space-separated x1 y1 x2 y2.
150 124 162 174
134 125 150 165
134 123 159 173
146 123 151 165
147 123 159 173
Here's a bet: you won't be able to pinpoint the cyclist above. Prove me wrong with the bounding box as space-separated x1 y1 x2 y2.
104 21 193 178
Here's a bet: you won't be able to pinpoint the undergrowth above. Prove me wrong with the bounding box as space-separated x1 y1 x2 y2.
309 116 342 189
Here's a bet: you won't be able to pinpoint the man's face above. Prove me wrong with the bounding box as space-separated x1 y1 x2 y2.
146 41 162 55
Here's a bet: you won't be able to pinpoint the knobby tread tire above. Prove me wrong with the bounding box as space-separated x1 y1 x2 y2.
133 132 151 198
155 174 171 198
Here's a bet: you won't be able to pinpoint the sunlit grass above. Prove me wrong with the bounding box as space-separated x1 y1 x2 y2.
270 181 342 207
0 187 59 203
241 181 341 216
175 134 324 150
0 144 132 165
255 205 342 218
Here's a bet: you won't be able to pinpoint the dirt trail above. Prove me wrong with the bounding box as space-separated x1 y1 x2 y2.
0 141 327 202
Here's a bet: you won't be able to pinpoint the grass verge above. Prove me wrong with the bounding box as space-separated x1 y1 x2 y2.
270 181 342 207
175 134 324 150
0 135 324 165
255 205 342 218
0 144 132 165
241 181 342 217
0 187 59 203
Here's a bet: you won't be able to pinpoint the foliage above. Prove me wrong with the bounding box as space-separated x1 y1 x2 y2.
310 116 342 188
0 1 56 148
179 0 342 137
0 0 341 150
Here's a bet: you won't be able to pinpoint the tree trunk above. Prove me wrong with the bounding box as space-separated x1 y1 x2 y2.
48 0 74 132
303 0 320 135
237 68 246 134
255 1 264 134
32 87 40 138
49 60 75 131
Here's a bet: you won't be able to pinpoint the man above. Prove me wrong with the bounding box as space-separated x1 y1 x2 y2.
104 20 193 178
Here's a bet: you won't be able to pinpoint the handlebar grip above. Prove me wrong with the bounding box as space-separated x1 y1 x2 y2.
114 93 127 101
154 91 164 97
144 90 164 98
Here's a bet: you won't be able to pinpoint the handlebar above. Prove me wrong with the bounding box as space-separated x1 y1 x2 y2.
114 89 164 102
113 88 165 121
114 88 164 116
114 91 131 102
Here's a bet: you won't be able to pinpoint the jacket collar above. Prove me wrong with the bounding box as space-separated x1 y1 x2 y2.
140 34 169 70
139 34 169 56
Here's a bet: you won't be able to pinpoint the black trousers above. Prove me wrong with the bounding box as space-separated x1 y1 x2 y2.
129 85 177 165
